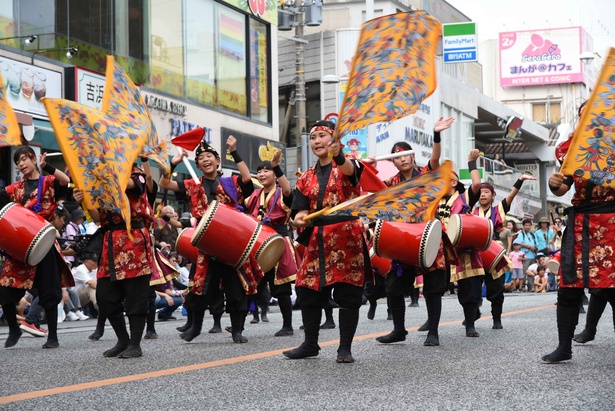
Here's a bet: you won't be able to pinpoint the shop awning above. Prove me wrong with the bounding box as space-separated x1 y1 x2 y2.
32 119 60 151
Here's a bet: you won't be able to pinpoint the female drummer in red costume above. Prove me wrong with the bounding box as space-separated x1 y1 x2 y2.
375 116 455 347
85 164 156 359
159 136 260 344
246 149 300 337
542 102 615 364
0 146 73 349
472 174 535 330
438 149 483 338
285 120 368 363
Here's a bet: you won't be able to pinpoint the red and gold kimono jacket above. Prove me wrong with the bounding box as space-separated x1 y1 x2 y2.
383 168 455 276
295 161 367 291
184 175 263 295
560 176 615 289
439 190 484 282
97 168 155 281
246 186 300 285
0 175 73 289
473 202 512 279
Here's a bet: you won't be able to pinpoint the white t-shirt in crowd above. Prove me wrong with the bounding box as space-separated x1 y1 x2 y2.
72 264 97 293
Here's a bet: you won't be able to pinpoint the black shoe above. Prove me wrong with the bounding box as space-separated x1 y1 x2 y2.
465 326 480 337
42 338 59 349
283 342 320 359
386 313 393 321
158 315 177 322
367 302 377 320
423 333 440 346
232 334 248 343
320 320 336 329
118 345 143 358
261 313 269 323
103 342 129 357
376 330 408 344
492 320 503 330
579 306 586 314
275 327 294 337
541 348 572 364
408 302 419 308
180 328 201 342
176 322 191 332
417 320 429 332
209 325 222 333
144 330 158 339
225 326 233 333
336 348 355 363
573 329 595 344
89 330 104 341
5 329 22 348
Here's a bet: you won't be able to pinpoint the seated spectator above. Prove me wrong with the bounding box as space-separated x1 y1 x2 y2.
61 287 89 321
72 253 99 311
155 280 184 321
535 266 548 293
525 253 548 293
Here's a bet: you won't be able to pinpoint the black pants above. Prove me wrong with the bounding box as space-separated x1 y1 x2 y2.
297 283 363 310
484 273 505 305
0 248 62 310
97 275 151 319
185 260 247 314
457 276 484 307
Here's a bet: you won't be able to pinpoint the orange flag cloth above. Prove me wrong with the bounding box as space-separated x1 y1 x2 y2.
0 74 22 147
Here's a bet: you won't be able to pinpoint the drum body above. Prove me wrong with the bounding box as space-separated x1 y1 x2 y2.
176 227 198 263
369 248 392 276
480 241 506 273
191 201 285 272
547 251 561 274
372 219 442 269
0 202 57 266
446 214 493 251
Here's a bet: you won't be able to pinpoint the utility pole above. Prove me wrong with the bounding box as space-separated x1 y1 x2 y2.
294 10 308 171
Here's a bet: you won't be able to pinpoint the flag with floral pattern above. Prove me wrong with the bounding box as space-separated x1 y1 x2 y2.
561 48 615 186
0 74 21 147
335 11 441 141
101 57 170 177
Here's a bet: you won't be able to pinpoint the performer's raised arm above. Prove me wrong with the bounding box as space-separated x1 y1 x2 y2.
429 116 454 170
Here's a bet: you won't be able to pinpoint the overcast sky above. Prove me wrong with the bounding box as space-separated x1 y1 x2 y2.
446 0 613 58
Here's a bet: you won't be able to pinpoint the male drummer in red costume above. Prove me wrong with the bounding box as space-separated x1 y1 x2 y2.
159 136 260 344
437 149 483 337
0 146 74 349
285 119 368 363
246 149 299 337
374 116 456 347
84 163 155 358
472 174 535 329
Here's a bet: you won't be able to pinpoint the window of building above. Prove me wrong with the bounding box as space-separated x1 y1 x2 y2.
532 102 561 124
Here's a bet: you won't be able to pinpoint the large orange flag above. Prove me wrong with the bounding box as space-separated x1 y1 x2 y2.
304 161 452 223
0 74 22 147
561 48 615 185
101 57 170 177
43 57 151 231
335 11 441 141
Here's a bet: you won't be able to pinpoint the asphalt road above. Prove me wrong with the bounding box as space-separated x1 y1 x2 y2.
1 292 614 410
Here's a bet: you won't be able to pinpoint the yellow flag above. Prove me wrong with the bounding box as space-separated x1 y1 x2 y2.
336 11 441 141
101 57 170 177
0 74 22 147
561 48 615 185
305 160 452 223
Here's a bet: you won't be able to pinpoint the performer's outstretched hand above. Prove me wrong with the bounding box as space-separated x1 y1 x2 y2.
73 188 85 203
520 174 537 181
434 116 455 133
171 148 188 166
226 135 238 152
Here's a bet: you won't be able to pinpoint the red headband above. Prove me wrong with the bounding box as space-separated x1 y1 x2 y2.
310 125 334 136
480 183 495 195
394 147 412 153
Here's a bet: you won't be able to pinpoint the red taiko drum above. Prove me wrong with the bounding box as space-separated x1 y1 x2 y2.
369 248 392 276
176 227 198 263
191 201 285 272
446 214 493 251
480 241 506 273
372 219 442 269
0 202 57 266
547 251 561 274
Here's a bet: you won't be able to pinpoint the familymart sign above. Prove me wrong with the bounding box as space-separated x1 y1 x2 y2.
443 22 477 63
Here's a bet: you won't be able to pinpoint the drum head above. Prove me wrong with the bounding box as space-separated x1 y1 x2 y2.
26 224 58 266
254 234 285 272
546 259 560 274
420 220 442 269
445 214 461 246
191 200 219 247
